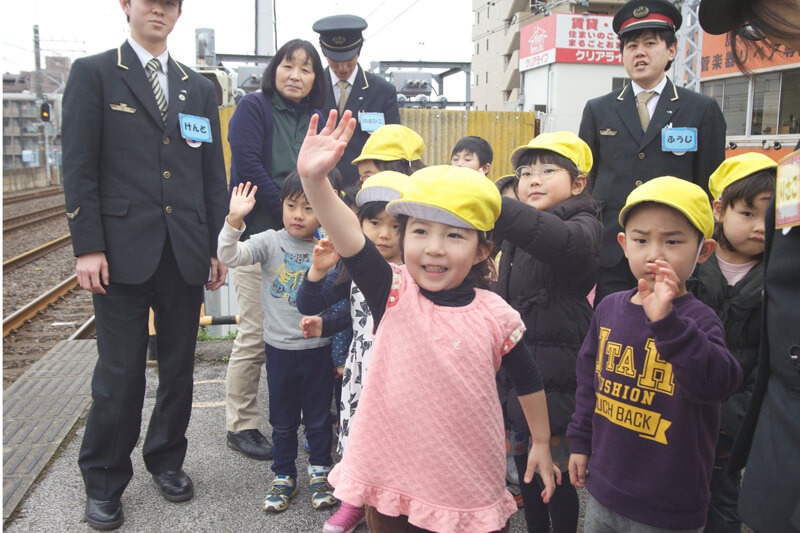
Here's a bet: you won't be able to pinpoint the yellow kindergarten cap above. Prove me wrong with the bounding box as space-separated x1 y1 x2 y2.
355 171 409 206
708 153 778 200
386 165 501 231
510 131 593 175
351 124 425 164
619 176 714 238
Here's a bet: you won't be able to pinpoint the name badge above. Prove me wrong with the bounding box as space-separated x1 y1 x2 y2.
179 113 213 143
359 112 385 133
776 149 800 229
661 127 697 153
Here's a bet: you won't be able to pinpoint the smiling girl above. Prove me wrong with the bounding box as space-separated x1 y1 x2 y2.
296 110 559 533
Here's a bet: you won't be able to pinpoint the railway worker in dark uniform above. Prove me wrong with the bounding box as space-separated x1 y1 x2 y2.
61 0 228 529
312 14 401 186
578 0 726 304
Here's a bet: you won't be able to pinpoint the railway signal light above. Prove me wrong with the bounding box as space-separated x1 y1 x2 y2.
40 102 50 122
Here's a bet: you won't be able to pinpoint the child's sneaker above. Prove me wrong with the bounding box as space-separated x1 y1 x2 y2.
323 501 366 533
309 465 337 510
262 475 297 512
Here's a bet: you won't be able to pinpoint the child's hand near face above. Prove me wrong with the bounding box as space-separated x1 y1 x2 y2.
299 316 323 338
307 238 340 282
638 259 680 322
226 182 258 230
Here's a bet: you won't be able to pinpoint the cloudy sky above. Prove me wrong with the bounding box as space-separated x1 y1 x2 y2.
1 0 474 98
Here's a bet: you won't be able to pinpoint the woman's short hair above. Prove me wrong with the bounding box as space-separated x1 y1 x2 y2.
261 39 327 109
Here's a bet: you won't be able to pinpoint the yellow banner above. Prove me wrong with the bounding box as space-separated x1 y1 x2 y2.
594 392 671 445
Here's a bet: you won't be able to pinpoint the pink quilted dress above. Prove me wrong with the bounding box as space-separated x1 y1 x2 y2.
329 265 525 533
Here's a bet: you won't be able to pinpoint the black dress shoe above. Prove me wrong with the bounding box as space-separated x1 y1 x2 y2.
85 498 123 530
227 429 273 460
152 469 194 502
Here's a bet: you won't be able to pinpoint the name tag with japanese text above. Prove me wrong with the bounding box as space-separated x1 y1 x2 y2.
776 149 800 230
662 127 697 153
359 112 385 133
179 114 213 143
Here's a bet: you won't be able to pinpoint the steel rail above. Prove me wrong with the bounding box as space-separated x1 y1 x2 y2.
3 187 63 205
67 315 96 340
3 234 72 273
3 206 66 233
3 274 79 338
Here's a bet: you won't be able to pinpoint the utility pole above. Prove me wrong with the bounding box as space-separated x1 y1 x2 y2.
34 25 52 184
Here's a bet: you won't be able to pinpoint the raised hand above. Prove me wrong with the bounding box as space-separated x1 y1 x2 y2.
307 238 340 282
638 259 680 322
296 110 356 183
227 181 258 229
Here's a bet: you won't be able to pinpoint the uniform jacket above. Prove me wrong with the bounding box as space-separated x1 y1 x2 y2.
62 41 228 286
492 194 601 435
324 65 400 185
579 77 726 268
688 254 762 451
730 199 800 531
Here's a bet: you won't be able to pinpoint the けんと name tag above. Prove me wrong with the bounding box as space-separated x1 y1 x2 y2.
359 112 385 133
661 127 697 153
179 114 213 143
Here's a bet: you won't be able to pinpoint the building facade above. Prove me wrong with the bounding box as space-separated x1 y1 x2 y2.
471 0 624 112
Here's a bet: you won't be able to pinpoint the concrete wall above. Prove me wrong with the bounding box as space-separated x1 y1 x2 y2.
3 166 54 194
523 62 627 134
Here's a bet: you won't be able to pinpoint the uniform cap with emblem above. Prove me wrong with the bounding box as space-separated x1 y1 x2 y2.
386 166 502 232
510 131 593 175
352 124 425 164
619 176 714 238
356 171 409 206
613 0 682 37
312 15 367 62
708 153 778 200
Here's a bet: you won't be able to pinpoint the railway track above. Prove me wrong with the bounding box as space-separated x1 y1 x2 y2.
3 275 81 337
3 234 72 273
3 206 66 233
3 187 64 205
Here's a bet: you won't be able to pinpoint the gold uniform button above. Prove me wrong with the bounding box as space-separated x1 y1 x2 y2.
165 206 173 214
163 137 170 145
163 171 171 179
635 180 643 187
638 152 646 160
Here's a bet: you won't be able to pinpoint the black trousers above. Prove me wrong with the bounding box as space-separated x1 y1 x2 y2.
78 239 203 501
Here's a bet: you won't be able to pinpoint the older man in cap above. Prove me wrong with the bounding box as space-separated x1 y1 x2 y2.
313 14 401 186
578 0 726 305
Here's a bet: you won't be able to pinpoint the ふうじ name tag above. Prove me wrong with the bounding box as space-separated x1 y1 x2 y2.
662 127 697 154
179 114 213 143
359 112 385 133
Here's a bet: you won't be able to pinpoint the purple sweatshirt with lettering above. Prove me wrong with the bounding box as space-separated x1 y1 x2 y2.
567 289 742 529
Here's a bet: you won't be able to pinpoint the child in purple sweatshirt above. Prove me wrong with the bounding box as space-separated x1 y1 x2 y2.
567 177 743 531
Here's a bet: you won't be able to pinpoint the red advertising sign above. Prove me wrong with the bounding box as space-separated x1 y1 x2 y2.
520 14 621 71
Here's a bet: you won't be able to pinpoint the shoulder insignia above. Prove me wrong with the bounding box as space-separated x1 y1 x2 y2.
600 128 618 136
633 6 649 18
66 207 80 219
110 103 136 114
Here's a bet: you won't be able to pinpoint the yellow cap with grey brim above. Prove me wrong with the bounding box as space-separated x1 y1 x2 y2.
386 165 501 232
355 171 409 206
619 176 714 238
708 153 777 200
509 131 593 175
352 125 424 164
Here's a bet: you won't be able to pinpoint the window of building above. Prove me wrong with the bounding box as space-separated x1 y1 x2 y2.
779 69 800 134
486 39 489 51
702 68 799 137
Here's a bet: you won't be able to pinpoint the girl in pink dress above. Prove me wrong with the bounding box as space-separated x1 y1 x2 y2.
296 110 560 533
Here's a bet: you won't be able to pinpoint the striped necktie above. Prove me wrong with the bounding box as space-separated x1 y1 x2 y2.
146 58 168 123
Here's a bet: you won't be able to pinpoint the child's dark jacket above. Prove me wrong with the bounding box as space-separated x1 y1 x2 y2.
492 193 601 436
